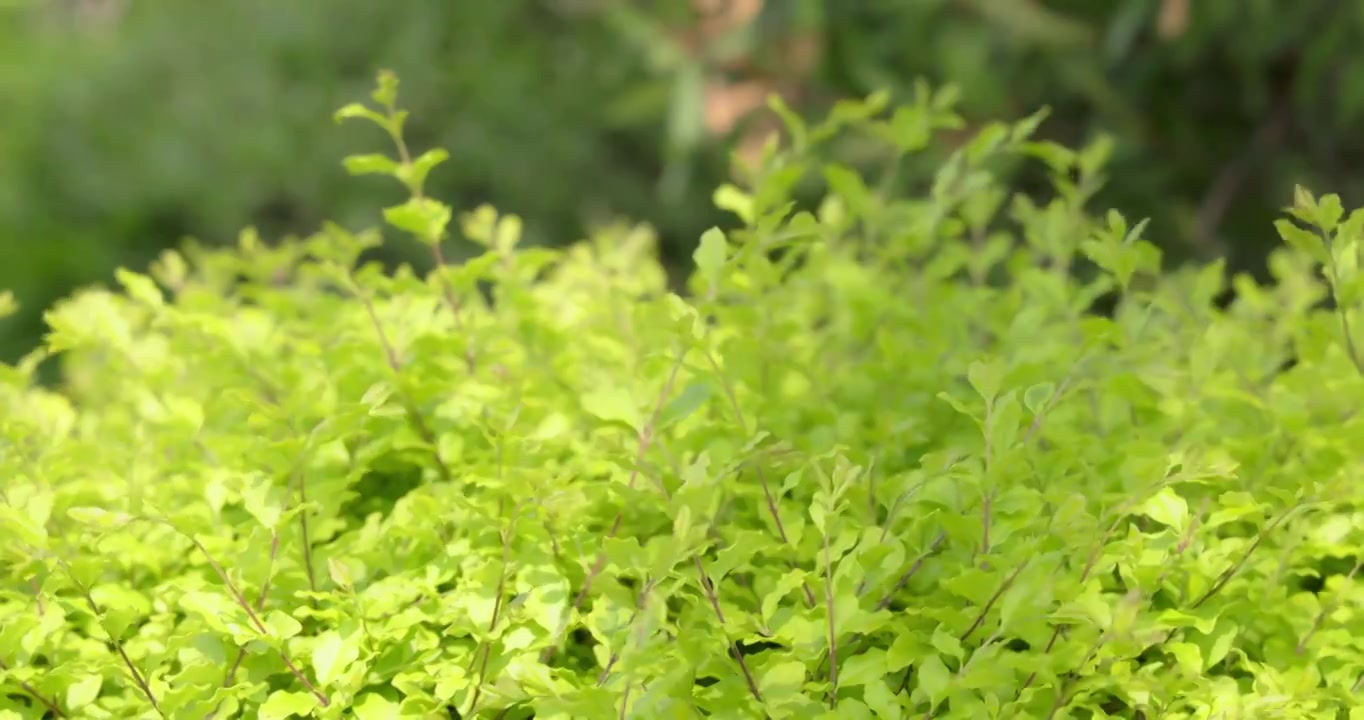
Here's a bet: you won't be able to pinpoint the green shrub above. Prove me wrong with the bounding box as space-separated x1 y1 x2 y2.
3 72 1364 719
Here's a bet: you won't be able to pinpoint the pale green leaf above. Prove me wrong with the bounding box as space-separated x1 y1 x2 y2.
399 148 450 193
1167 642 1202 675
312 630 361 688
333 103 389 127
967 358 1005 404
1275 219 1329 264
383 197 452 244
713 184 754 225
64 673 101 709
693 227 729 287
759 660 807 699
114 268 165 308
258 690 321 720
929 627 964 662
342 153 400 177
916 655 951 707
1140 487 1188 531
581 386 641 432
863 678 903 719
839 649 887 687
264 609 302 640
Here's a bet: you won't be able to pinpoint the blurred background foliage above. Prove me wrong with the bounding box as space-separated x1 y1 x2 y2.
3 0 1363 370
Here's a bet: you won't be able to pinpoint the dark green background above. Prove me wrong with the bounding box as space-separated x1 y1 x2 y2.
4 0 1361 368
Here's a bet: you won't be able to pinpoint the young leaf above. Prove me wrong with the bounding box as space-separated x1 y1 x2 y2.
581 386 642 432
352 693 402 720
694 227 729 291
383 197 452 243
916 655 952 708
399 148 449 194
714 184 755 226
1275 219 1329 265
343 153 400 177
759 660 807 700
968 358 1006 404
1139 487 1189 531
259 690 321 720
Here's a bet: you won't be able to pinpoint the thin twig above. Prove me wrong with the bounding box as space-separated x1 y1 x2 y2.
693 557 765 708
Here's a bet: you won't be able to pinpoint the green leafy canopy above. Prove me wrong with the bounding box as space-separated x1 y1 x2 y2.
3 71 1364 719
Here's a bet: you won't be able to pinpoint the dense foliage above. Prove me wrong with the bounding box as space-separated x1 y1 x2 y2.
6 0 1364 369
4 72 1364 718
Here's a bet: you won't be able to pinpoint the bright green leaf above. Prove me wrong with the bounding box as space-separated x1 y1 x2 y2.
916 655 951 708
342 153 400 177
839 649 887 687
259 690 321 720
64 673 101 709
759 660 807 699
714 184 755 226
264 609 303 640
1139 487 1188 531
1275 219 1329 264
581 386 641 432
693 227 729 288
